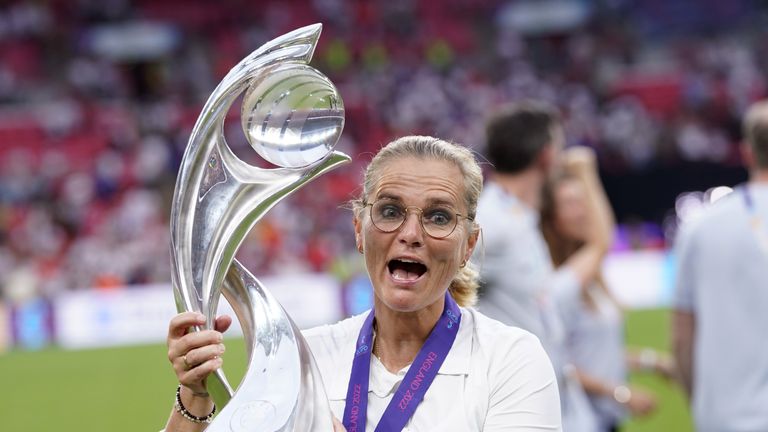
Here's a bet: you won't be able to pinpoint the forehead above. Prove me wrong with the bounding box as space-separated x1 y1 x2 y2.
372 157 465 206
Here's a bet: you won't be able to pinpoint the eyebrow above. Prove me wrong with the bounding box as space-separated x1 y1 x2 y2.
375 193 458 208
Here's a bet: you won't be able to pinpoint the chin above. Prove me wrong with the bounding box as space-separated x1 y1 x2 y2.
378 287 427 313
384 291 421 312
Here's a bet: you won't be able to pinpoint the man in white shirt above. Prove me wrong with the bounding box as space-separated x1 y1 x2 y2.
673 100 768 432
474 102 598 430
476 102 574 340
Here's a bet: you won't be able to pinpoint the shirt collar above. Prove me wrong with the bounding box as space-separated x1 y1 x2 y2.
437 306 472 375
326 306 473 399
487 181 539 225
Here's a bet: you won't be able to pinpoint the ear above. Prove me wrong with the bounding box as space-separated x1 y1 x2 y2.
741 142 755 170
463 226 480 264
353 213 363 252
538 145 556 172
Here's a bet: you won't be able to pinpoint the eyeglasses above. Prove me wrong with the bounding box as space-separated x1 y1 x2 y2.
364 199 473 239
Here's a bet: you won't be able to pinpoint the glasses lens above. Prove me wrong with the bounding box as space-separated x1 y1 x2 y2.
421 207 457 238
371 200 405 232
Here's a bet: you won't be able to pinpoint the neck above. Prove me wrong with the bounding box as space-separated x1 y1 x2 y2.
492 169 545 210
372 297 444 373
751 169 768 184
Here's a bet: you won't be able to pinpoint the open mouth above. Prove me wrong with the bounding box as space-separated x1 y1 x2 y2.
388 259 427 282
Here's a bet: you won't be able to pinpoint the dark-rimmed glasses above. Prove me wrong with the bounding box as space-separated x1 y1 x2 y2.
364 199 473 239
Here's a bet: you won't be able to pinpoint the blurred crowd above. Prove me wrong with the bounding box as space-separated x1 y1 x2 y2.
1 0 766 300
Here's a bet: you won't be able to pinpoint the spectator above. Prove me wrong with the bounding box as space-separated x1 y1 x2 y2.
673 99 768 431
541 149 673 431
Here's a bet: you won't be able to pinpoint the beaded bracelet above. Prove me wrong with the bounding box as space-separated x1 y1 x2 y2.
174 385 216 424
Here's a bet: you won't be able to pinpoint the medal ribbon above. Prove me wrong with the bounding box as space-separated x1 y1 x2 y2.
342 291 461 432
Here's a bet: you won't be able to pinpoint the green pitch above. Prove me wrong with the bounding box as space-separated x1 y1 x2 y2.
0 309 691 431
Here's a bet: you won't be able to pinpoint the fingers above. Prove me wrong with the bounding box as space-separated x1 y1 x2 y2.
179 356 224 389
167 313 230 360
563 146 596 163
182 342 226 371
168 327 223 363
332 416 347 432
561 146 597 174
168 312 206 340
628 390 657 416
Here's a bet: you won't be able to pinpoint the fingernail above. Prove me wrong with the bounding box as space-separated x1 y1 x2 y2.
218 344 226 354
195 313 205 322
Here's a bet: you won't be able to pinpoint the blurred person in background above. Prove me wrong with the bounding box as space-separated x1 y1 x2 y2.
540 147 674 431
164 136 561 432
673 100 768 432
474 101 596 430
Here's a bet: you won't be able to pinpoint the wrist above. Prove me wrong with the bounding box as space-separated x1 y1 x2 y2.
613 384 632 405
181 383 210 398
639 348 658 371
178 385 215 419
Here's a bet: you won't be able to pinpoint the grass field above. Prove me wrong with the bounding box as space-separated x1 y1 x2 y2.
1 308 691 431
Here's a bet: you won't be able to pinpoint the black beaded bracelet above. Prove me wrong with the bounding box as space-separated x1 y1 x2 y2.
174 385 216 424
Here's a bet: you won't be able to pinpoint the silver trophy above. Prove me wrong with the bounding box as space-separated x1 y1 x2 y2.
169 24 349 431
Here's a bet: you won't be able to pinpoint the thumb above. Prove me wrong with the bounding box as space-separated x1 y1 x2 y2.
214 314 233 333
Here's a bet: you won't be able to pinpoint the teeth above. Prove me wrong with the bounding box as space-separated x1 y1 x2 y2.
392 268 420 281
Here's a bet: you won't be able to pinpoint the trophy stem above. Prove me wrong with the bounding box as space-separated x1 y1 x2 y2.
198 260 333 431
208 369 234 411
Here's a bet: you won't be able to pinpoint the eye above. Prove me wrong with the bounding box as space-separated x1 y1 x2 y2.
377 203 403 220
424 208 454 226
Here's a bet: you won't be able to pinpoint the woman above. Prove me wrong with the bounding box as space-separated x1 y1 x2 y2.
540 147 673 431
164 136 562 431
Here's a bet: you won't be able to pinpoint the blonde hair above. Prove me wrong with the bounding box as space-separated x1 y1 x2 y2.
744 100 768 168
353 136 483 307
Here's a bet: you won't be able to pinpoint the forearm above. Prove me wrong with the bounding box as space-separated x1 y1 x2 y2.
672 310 695 398
577 167 616 252
574 368 621 399
559 149 616 288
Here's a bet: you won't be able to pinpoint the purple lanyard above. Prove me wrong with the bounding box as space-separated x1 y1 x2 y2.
342 292 461 432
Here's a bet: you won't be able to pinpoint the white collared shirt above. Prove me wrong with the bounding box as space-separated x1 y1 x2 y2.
674 183 768 432
303 307 562 431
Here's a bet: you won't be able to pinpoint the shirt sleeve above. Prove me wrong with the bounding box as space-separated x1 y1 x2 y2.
483 332 562 431
673 222 698 312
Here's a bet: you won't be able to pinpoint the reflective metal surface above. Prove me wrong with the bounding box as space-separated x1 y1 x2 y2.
169 23 349 431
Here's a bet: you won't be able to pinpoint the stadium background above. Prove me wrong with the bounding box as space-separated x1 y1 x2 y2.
3 0 766 430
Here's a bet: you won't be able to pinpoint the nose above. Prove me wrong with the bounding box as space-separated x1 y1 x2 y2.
396 211 424 246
